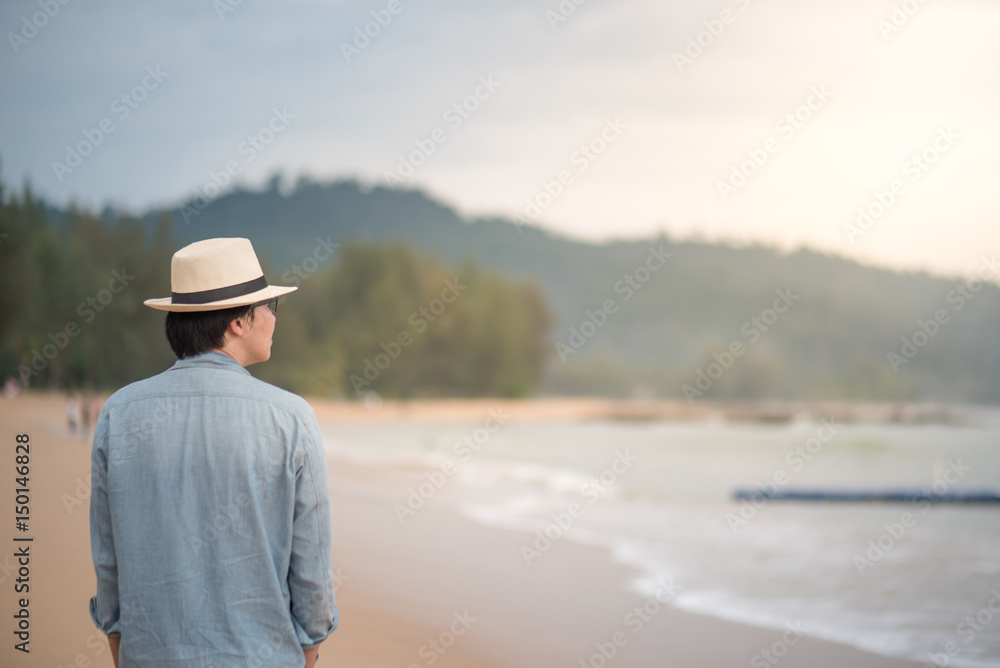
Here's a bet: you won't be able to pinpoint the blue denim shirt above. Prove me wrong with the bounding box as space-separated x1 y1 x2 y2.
90 351 338 667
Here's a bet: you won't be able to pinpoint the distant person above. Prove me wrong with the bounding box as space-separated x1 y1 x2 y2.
67 395 81 434
4 376 20 399
80 389 92 434
89 237 338 667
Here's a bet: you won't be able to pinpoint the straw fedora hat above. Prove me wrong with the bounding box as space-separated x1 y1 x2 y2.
144 237 296 312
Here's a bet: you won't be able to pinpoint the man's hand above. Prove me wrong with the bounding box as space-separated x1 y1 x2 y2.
108 635 120 668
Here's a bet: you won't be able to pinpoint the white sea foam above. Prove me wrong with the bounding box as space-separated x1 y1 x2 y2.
321 414 1000 668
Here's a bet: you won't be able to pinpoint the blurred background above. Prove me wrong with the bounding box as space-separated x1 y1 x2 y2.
2 1 1000 667
2 0 1000 401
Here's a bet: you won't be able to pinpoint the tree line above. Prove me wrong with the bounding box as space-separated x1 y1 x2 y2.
0 178 553 398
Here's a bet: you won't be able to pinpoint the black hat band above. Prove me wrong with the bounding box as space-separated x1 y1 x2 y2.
171 275 268 305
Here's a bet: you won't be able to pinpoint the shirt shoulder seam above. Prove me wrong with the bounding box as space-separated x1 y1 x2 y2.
105 388 314 424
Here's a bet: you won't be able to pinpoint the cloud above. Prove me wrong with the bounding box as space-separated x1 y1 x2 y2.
2 0 999 276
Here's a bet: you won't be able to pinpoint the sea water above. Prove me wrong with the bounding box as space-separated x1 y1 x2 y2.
320 407 1000 667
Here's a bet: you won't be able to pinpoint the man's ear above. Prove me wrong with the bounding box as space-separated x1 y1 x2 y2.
226 315 247 340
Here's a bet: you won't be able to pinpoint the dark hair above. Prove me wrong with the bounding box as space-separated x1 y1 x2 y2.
165 304 256 359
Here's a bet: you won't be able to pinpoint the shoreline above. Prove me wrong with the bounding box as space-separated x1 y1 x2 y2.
0 392 930 667
309 394 976 426
320 451 927 668
21 388 978 426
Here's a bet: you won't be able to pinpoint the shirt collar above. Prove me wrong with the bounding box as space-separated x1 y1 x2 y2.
169 350 251 376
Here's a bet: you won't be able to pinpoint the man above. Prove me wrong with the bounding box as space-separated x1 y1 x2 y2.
89 237 338 667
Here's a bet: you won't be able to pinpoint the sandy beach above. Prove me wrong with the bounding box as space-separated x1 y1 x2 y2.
1 391 926 668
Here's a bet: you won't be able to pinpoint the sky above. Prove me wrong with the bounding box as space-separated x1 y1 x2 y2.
2 0 998 279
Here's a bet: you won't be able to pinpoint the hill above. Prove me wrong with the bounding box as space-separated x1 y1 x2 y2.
103 176 999 403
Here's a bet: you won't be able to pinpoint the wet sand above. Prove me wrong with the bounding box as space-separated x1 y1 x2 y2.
0 391 924 667
0 392 503 668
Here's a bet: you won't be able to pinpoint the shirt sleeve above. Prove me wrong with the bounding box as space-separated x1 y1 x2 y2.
89 407 121 636
288 411 338 647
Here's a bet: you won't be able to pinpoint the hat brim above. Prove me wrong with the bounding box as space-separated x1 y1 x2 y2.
144 284 297 312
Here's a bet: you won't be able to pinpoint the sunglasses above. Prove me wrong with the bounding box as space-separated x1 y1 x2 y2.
250 298 278 314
